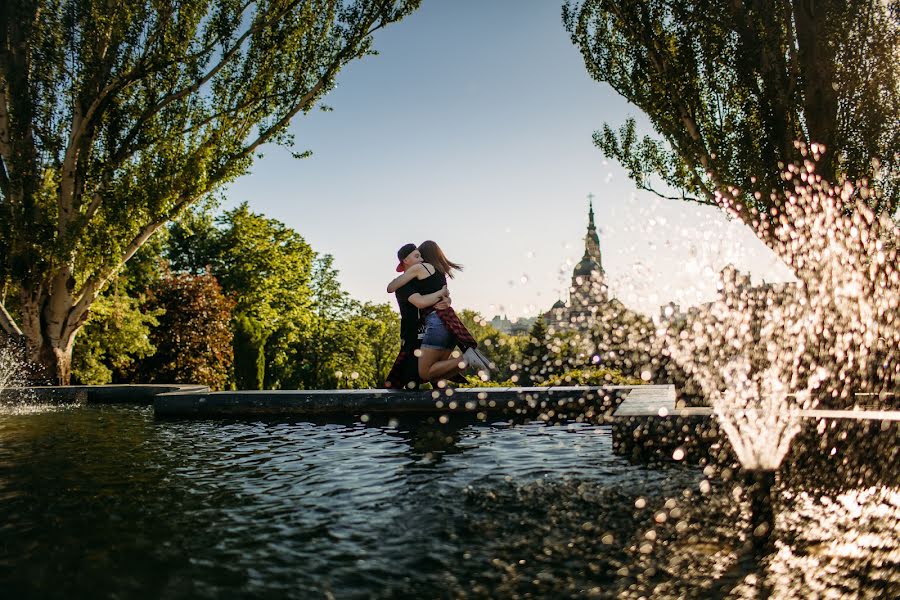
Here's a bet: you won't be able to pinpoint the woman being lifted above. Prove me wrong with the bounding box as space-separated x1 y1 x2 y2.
387 240 491 385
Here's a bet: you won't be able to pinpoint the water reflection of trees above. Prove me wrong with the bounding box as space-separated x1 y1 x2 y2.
0 406 249 597
361 414 473 464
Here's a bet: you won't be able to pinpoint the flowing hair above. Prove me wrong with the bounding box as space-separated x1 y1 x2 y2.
418 240 463 279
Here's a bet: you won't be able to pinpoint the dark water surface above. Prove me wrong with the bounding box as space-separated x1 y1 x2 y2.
0 404 897 599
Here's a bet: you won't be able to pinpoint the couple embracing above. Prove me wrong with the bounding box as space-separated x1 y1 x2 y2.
383 241 492 390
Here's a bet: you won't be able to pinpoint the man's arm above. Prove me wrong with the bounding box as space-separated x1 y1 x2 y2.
408 285 448 309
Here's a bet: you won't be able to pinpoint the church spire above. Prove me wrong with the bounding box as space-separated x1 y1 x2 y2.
588 193 596 229
584 193 602 270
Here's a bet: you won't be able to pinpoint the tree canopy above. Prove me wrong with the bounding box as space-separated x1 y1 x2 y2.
563 0 900 243
136 271 235 389
0 0 421 382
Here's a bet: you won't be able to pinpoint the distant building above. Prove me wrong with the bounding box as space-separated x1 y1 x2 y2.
546 199 616 330
658 265 796 327
520 197 658 379
490 315 536 335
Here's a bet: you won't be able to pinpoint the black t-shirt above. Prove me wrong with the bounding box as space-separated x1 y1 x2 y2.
395 281 422 351
413 268 447 296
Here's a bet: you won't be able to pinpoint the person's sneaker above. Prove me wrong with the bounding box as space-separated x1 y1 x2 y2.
463 347 494 380
475 348 495 370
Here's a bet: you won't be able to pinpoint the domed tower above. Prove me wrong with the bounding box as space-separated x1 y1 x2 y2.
569 198 607 311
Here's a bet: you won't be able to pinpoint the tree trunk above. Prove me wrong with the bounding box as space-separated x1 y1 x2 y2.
18 287 85 385
33 336 74 385
0 302 24 338
792 0 839 181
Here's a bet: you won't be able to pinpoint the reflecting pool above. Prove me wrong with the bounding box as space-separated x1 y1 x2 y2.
0 405 897 598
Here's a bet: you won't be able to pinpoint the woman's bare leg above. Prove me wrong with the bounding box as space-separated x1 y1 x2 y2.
428 355 463 382
418 348 462 383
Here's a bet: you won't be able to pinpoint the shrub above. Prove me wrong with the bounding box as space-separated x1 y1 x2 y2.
540 367 644 387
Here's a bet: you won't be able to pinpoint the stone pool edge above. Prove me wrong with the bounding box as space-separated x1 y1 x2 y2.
152 385 641 418
1 384 210 405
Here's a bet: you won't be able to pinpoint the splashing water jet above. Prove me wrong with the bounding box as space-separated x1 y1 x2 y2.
0 344 28 406
663 147 899 546
0 348 17 392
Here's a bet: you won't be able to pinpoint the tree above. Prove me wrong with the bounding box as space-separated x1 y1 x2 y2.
520 317 549 384
350 302 400 387
232 313 269 390
71 227 166 383
0 0 422 383
211 204 315 389
563 0 900 248
457 309 525 382
587 299 657 379
542 328 592 381
71 288 161 384
166 203 316 388
137 271 234 389
269 253 356 389
167 204 385 390
304 254 355 388
165 200 220 275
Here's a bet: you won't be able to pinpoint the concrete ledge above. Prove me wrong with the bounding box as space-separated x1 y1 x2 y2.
153 386 635 418
611 385 900 464
611 385 900 421
1 384 209 405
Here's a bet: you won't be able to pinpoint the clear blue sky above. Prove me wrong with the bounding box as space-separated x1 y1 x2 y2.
224 0 792 319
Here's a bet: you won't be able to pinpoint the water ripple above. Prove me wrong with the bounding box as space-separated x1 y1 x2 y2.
0 405 895 599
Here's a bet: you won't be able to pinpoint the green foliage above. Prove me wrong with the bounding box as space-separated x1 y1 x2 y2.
523 302 661 385
213 204 315 327
265 297 399 391
72 290 162 384
137 272 234 390
0 0 422 381
452 309 650 387
265 254 359 389
169 202 316 330
71 235 167 384
564 0 900 239
166 203 315 389
118 228 169 296
164 205 401 391
537 328 594 382
233 314 268 390
586 300 658 380
349 302 400 388
456 376 517 388
540 367 644 387
299 254 357 388
165 201 221 275
457 309 525 382
3 0 423 282
214 204 315 389
519 317 550 384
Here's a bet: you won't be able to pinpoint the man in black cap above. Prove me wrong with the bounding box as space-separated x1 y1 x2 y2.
383 243 449 389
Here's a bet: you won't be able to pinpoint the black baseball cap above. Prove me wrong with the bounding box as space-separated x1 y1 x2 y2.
396 243 417 272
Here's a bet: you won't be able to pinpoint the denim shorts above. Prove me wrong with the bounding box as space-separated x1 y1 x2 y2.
421 312 454 350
